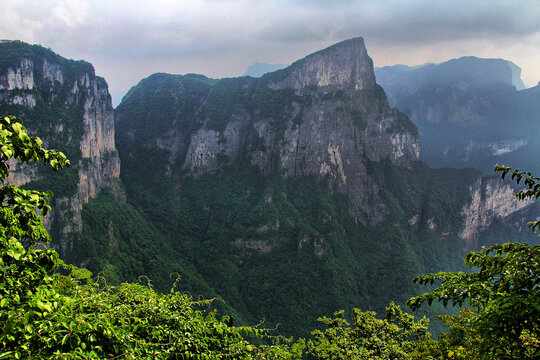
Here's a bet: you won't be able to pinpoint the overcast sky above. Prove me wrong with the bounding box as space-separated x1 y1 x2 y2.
1 0 539 106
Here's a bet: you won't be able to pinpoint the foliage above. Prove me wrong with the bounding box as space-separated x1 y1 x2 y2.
304 302 433 360
5 273 270 359
0 115 69 358
408 164 540 359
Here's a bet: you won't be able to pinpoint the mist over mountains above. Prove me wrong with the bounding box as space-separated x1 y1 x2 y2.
375 57 540 174
0 38 538 336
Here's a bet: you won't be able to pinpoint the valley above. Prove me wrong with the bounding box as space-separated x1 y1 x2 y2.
0 38 538 338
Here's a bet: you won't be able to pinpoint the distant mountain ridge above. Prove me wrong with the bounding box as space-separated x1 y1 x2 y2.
376 56 526 96
375 56 540 174
242 62 288 77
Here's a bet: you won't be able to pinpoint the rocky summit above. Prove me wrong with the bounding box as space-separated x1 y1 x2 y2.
117 38 419 220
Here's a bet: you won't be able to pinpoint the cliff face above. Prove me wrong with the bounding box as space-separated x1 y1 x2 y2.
268 38 376 91
117 38 419 220
461 177 533 249
0 41 120 253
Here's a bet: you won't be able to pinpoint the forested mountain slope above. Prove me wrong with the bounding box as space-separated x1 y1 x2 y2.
0 38 537 337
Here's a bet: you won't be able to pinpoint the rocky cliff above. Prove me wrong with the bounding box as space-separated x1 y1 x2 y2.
0 41 121 253
460 177 534 249
117 38 419 220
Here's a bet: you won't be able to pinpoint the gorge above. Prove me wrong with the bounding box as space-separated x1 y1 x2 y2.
0 38 537 336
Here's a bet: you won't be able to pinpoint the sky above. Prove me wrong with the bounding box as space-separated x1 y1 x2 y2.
1 0 540 106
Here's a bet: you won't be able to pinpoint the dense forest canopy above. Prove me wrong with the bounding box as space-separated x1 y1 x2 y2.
0 115 538 359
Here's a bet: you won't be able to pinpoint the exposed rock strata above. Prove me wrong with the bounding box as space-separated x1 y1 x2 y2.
461 177 532 248
0 45 121 252
169 38 420 219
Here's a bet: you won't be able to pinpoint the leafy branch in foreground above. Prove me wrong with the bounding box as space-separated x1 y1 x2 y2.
408 164 540 360
304 302 433 360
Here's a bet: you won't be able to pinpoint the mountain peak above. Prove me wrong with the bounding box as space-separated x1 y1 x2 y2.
264 37 376 91
242 62 288 77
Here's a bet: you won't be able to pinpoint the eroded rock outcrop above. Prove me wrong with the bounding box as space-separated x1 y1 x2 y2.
118 38 419 221
0 41 121 253
461 177 532 249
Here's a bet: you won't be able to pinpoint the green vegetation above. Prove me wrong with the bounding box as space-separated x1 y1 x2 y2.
1 115 539 358
104 147 477 336
198 77 256 132
117 73 216 138
409 242 539 359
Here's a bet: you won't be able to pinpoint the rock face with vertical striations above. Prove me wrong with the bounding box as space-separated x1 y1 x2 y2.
0 40 121 253
460 177 533 249
117 38 419 220
268 38 376 91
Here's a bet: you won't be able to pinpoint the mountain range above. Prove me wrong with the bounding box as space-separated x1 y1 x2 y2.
0 38 538 336
376 57 540 174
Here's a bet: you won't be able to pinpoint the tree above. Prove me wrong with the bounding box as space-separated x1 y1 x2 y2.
407 164 540 360
0 115 70 358
304 302 433 360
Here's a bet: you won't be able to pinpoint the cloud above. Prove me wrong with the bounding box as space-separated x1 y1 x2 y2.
1 0 540 104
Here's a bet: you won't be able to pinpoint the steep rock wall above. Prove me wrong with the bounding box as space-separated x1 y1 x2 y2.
0 41 121 253
461 177 532 249
172 38 419 219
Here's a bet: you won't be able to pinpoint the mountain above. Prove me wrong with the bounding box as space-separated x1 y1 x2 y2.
0 40 121 254
113 38 537 335
242 62 288 77
375 57 540 174
1 39 537 337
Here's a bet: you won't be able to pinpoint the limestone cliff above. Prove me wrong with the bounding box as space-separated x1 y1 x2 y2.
0 41 121 253
118 38 419 221
461 177 533 249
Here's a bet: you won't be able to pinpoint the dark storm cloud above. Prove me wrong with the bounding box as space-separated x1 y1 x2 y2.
2 0 540 105
258 1 540 46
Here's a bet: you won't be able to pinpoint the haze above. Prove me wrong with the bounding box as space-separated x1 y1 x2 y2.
2 0 539 106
